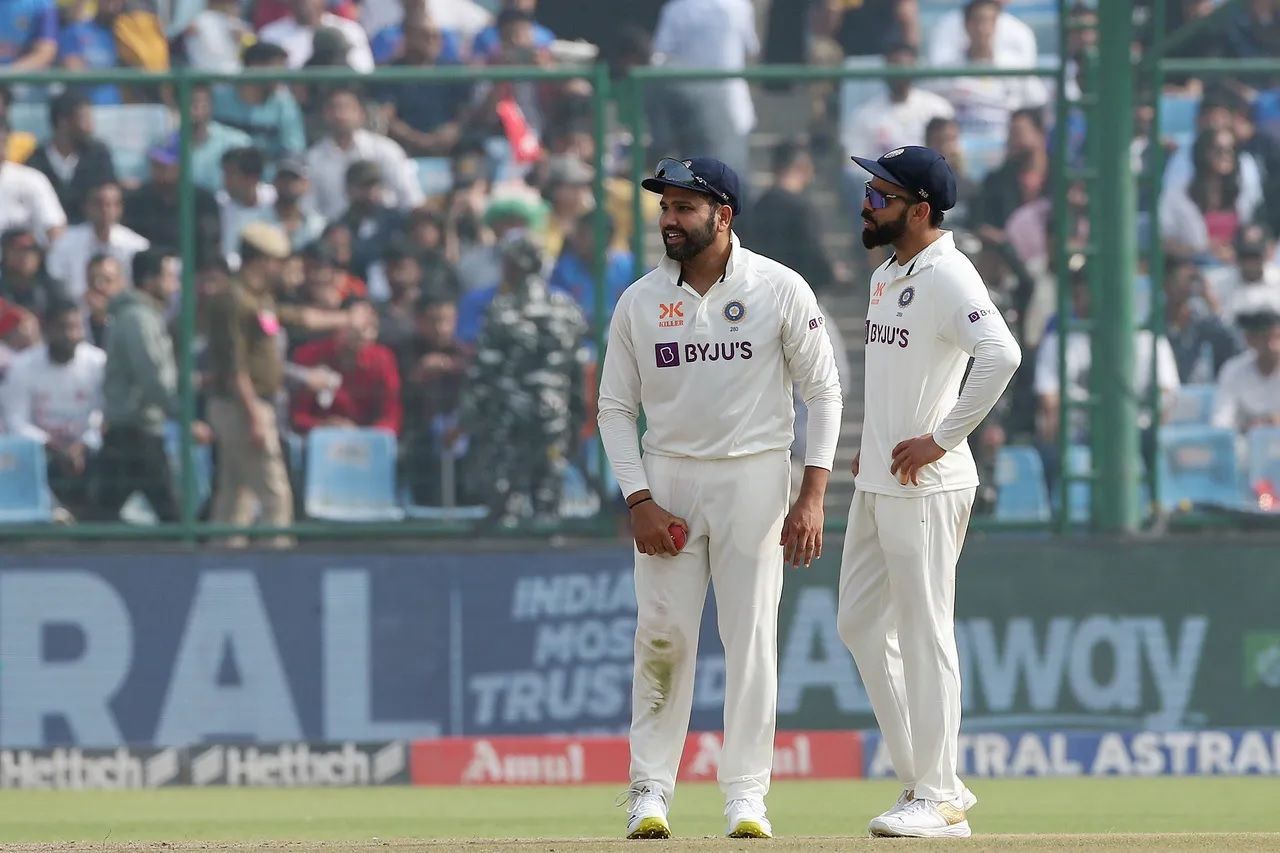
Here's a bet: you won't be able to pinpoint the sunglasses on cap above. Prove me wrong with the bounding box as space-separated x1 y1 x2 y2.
653 158 732 206
864 184 918 210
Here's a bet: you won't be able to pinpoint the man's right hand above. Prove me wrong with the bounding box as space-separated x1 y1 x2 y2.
629 495 689 557
851 452 860 476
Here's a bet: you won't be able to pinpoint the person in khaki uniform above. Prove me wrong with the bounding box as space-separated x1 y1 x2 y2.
206 222 294 546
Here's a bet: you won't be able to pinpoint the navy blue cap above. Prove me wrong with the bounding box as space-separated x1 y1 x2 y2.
641 156 742 215
851 145 957 212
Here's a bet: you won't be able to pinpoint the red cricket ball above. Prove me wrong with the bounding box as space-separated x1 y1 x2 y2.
669 523 687 552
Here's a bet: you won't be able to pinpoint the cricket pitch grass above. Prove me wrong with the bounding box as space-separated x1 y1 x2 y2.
0 778 1277 851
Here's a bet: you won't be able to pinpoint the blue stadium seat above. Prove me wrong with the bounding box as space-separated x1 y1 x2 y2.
1159 93 1199 148
0 436 54 523
995 445 1051 522
399 446 488 521
1065 444 1092 523
415 157 453 197
1157 424 1245 510
1168 383 1216 425
305 427 405 522
1245 426 1280 495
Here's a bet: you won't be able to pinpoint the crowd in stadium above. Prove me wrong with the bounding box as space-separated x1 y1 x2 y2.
0 0 1275 531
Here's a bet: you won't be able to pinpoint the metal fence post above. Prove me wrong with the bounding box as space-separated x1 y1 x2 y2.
590 62 611 488
1094 0 1141 533
175 69 199 543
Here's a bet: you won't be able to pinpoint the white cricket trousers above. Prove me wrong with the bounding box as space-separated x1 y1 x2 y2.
629 449 791 805
836 487 975 802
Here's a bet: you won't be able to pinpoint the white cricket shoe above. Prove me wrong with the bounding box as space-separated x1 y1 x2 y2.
725 797 773 838
869 796 971 838
879 785 978 820
622 783 671 839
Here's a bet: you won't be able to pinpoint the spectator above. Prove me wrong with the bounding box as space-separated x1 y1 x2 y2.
189 85 254 193
267 157 326 251
1160 127 1261 264
253 0 359 31
458 230 586 526
1035 274 1180 488
217 147 277 265
399 290 476 505
204 222 295 547
0 300 105 520
0 85 37 164
741 139 841 296
457 194 547 297
548 212 632 326
541 156 594 260
47 181 149 302
26 92 117 226
1212 309 1280 432
292 240 366 351
977 107 1049 238
259 0 375 72
0 0 58 71
1231 91 1280 238
1161 88 1265 217
1213 225 1280 322
842 43 954 175
402 206 459 289
374 238 426 351
369 2 465 66
0 228 65 313
56 0 123 105
375 15 473 157
289 299 402 435
212 41 308 166
812 0 919 60
928 0 1048 139
305 86 425 220
649 0 758 183
335 160 405 282
924 116 979 227
1222 0 1280 74
471 0 554 62
84 253 124 348
98 248 202 523
927 0 1037 67
0 118 67 245
0 299 38 386
124 139 222 271
1164 257 1243 383
181 0 253 73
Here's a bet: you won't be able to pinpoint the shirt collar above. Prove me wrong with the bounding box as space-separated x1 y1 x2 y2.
881 230 956 281
660 231 744 287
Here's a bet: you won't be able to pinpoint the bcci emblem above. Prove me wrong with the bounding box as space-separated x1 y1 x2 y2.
898 287 915 308
723 301 746 324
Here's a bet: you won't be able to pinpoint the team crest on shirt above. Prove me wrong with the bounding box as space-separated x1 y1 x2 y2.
723 300 746 324
897 287 915 308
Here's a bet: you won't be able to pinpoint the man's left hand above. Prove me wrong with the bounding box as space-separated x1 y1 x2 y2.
780 495 823 569
890 434 946 486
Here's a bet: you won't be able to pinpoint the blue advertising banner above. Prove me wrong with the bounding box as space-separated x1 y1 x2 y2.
0 548 725 747
1 537 1278 748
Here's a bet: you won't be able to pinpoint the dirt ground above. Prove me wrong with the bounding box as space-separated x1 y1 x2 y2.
4 834 1280 853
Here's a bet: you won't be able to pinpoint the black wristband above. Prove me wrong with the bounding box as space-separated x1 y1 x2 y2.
627 496 653 510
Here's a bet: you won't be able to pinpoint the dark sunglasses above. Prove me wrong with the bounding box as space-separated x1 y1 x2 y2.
864 184 915 210
653 158 731 206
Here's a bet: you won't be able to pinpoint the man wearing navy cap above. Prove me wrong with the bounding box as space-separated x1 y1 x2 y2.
837 146 1021 838
599 157 843 839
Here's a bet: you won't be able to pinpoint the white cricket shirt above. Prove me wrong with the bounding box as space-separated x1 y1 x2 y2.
598 233 843 498
858 231 1021 498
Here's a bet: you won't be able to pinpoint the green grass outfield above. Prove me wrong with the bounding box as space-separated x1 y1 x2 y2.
0 778 1278 851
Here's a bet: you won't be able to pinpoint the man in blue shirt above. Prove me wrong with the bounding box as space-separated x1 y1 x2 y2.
471 0 554 62
548 212 632 327
0 0 57 71
374 16 473 157
57 1 121 105
212 41 307 169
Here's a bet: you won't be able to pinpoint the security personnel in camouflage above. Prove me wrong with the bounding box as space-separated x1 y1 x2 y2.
460 230 588 526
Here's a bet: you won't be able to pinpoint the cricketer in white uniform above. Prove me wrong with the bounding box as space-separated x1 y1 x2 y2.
597 157 843 840
840 146 1021 838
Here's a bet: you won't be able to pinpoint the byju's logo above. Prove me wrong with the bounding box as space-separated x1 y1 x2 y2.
655 342 681 367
